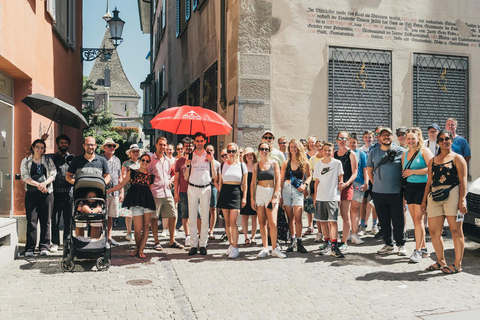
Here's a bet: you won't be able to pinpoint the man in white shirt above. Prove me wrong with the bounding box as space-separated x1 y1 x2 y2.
424 123 440 156
184 132 217 255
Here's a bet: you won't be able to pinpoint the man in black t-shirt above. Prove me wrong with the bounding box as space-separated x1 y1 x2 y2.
67 137 110 239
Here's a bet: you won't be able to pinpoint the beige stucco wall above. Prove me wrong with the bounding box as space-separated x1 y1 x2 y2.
238 0 480 177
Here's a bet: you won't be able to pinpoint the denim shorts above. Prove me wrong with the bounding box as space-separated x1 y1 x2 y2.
210 184 218 208
179 192 201 219
282 181 304 207
131 206 153 217
352 182 365 203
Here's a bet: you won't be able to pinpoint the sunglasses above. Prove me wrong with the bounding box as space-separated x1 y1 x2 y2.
140 159 151 163
406 129 418 133
221 154 228 158
438 137 451 142
105 144 116 148
278 142 287 145
36 163 42 174
227 149 237 154
337 137 348 141
396 133 406 137
259 148 269 152
131 150 140 153
374 133 379 137
176 148 182 150
263 136 274 140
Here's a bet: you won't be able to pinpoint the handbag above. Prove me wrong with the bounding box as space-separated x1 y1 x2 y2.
27 173 46 192
401 149 420 192
431 184 457 202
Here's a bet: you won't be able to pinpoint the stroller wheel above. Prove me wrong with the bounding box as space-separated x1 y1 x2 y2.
61 258 75 272
96 257 111 271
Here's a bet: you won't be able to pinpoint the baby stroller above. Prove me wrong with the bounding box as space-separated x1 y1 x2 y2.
61 174 111 272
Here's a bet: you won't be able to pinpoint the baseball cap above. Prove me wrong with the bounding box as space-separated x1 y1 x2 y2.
427 123 441 131
262 130 275 139
379 127 393 135
395 126 408 134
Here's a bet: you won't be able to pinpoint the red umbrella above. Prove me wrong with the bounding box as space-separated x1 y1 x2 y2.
150 105 232 136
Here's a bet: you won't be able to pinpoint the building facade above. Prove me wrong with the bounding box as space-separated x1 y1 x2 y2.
139 0 478 177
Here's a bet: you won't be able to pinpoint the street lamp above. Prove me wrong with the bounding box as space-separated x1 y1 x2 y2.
81 7 125 62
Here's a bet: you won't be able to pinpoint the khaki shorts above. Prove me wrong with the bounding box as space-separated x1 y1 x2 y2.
153 197 177 219
107 195 119 218
427 185 459 218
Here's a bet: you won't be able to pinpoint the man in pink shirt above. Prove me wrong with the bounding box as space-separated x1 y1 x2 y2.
148 137 183 250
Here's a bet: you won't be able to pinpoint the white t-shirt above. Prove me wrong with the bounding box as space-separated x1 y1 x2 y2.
221 162 247 182
424 140 438 156
313 158 343 202
189 150 212 185
361 145 370 155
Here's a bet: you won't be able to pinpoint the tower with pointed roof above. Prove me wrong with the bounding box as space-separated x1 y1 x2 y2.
82 28 142 141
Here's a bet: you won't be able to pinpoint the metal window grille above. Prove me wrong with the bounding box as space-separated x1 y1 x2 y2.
203 62 218 111
328 47 392 142
413 54 468 139
186 0 191 21
178 90 187 106
193 0 198 11
189 78 200 106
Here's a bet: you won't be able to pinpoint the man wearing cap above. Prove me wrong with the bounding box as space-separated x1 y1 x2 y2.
424 123 441 155
366 128 407 256
395 126 408 149
257 130 285 166
102 138 123 247
445 118 471 164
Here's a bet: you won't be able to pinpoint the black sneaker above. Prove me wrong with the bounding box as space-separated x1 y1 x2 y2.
297 239 308 253
374 228 383 238
200 247 207 255
188 247 198 256
331 243 345 258
286 239 296 252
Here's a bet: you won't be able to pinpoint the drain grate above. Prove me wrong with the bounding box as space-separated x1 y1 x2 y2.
126 279 152 286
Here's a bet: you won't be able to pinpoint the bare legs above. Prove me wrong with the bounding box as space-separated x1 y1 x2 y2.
285 205 304 238
408 203 426 251
223 209 240 248
340 200 352 243
257 205 278 250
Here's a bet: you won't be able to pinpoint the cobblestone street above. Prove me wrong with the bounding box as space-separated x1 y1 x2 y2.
1 217 480 320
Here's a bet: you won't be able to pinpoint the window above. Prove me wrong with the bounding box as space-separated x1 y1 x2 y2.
48 0 76 48
189 78 200 106
156 64 166 107
186 0 191 21
413 54 469 139
155 0 167 56
203 62 218 111
328 47 392 141
193 0 206 11
176 0 186 37
178 90 187 106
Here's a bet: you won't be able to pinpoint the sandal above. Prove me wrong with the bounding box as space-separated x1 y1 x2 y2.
425 262 443 271
209 234 215 240
139 252 146 259
153 243 163 251
442 264 462 274
304 227 313 235
245 238 251 247
169 241 184 249
130 249 138 257
250 238 257 245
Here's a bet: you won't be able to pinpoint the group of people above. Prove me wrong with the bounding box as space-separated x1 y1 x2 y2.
21 117 470 272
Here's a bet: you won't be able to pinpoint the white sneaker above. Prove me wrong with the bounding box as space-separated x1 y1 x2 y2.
371 225 379 235
40 250 48 256
185 235 191 247
377 244 394 255
228 247 239 259
25 251 34 257
351 233 364 245
49 244 58 252
314 233 324 243
347 232 352 241
397 245 408 256
160 230 168 237
225 245 233 256
409 249 422 263
357 225 365 236
126 232 134 241
257 247 269 258
272 247 286 259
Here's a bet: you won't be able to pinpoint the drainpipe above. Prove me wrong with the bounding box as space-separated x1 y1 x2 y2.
220 0 227 111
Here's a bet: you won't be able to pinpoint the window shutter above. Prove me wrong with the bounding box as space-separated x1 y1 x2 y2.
176 0 180 37
46 0 56 22
193 0 198 12
186 0 191 21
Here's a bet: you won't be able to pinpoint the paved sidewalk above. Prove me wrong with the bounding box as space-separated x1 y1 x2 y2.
1 216 480 319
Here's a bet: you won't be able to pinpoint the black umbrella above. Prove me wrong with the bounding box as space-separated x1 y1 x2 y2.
21 93 88 131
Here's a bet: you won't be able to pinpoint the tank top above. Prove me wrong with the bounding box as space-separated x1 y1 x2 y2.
403 150 428 183
285 161 305 180
334 150 352 183
257 163 275 181
431 159 459 187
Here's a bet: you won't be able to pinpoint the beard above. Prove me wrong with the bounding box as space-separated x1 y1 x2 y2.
58 146 68 153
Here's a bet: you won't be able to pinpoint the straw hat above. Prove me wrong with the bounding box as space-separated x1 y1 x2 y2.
126 143 141 157
100 138 119 151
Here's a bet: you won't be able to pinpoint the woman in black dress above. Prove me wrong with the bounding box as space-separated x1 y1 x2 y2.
108 153 156 259
240 147 258 246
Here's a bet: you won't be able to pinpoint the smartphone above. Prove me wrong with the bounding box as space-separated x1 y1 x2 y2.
456 211 465 222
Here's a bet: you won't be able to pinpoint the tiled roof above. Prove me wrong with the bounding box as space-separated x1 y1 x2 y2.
84 29 140 99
